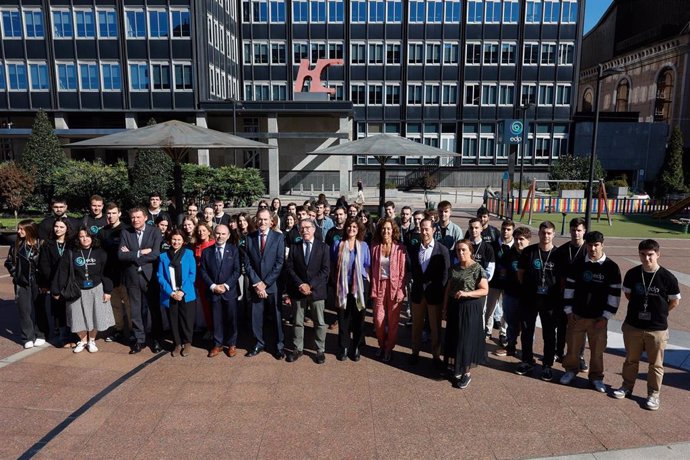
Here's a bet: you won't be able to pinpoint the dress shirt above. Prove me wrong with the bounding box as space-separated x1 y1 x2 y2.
418 240 435 272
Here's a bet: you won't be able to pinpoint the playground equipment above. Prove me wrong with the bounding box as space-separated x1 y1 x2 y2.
652 196 690 219
519 179 612 226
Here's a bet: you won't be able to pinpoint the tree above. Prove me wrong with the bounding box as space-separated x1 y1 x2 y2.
0 161 35 218
127 118 173 207
658 126 685 196
52 160 130 211
181 164 265 206
549 154 605 191
18 110 68 209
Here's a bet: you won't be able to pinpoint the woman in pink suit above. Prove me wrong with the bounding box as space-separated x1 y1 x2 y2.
370 218 407 362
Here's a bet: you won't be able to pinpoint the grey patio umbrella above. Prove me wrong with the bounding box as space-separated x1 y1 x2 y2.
309 133 460 216
67 120 274 212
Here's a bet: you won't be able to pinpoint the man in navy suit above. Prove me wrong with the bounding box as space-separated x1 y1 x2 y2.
245 209 286 359
200 224 241 358
119 207 164 354
285 218 330 364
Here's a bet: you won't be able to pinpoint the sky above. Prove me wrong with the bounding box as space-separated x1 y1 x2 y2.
584 0 614 34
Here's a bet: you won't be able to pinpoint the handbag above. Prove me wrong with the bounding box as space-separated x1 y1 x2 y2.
60 250 82 302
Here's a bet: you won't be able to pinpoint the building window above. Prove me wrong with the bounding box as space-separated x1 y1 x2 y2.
562 0 578 23
387 0 402 22
445 0 461 22
615 80 629 112
523 43 539 65
484 0 501 23
556 84 571 106
293 1 308 22
151 63 170 90
582 89 593 112
465 83 480 105
269 1 285 22
538 84 554 105
351 0 366 23
543 0 560 23
655 69 673 121
24 10 44 38
540 43 556 65
503 0 519 23
330 82 345 100
171 10 190 37
293 42 308 64
466 43 481 65
526 1 542 23
408 43 423 64
501 43 516 64
272 83 287 100
351 43 365 64
2 10 22 38
97 10 117 38
442 85 457 105
174 63 192 90
408 83 423 105
254 83 270 101
129 63 149 90
368 83 383 104
125 10 145 38
522 83 537 105
56 63 77 90
499 84 515 105
272 43 287 64
467 0 483 23
481 84 497 105
253 43 269 64
443 43 459 64
427 1 443 23
385 84 400 105
426 43 441 64
311 0 326 22
29 63 49 91
251 0 268 22
7 63 27 90
53 10 73 38
351 83 366 105
326 42 343 59
74 10 95 38
558 43 574 65
479 124 496 164
79 63 99 90
148 10 168 38
369 0 385 23
425 84 440 104
462 124 478 163
386 43 401 64
102 63 121 90
328 0 344 22
409 1 425 23
484 43 499 65
369 43 383 64
311 42 326 63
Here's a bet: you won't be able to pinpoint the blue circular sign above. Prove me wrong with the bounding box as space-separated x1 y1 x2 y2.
75 257 86 267
510 121 524 135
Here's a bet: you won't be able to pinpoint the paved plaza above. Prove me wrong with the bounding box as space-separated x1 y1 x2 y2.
1 201 689 459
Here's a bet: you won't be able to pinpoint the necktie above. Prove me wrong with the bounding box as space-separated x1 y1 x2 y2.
304 241 311 265
216 246 223 268
260 233 266 254
136 230 143 246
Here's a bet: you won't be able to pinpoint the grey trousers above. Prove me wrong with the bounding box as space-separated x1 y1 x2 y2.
293 298 326 353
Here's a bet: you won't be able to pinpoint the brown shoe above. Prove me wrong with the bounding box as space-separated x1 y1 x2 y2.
208 346 222 358
225 346 237 358
180 344 190 357
171 345 181 357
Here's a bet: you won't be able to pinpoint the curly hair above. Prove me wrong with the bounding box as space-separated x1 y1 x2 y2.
373 217 401 244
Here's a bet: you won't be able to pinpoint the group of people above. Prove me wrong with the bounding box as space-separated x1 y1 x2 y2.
4 193 679 410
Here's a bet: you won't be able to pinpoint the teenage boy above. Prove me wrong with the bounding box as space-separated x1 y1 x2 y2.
559 232 621 392
612 239 680 411
38 198 79 241
314 201 334 238
434 201 463 251
399 206 415 242
211 198 231 227
146 193 170 226
486 220 514 344
82 195 107 236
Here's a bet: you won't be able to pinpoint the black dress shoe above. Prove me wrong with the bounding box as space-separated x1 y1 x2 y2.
129 342 144 354
151 341 163 353
352 348 361 362
286 350 302 362
245 346 264 357
336 348 348 361
314 352 326 364
408 353 419 365
274 349 286 360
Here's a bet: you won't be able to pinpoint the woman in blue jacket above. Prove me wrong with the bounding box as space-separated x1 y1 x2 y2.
158 229 197 357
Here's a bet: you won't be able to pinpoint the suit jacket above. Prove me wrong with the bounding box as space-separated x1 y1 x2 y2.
118 225 163 283
157 248 197 308
244 229 285 294
199 243 241 301
286 238 330 301
409 242 450 305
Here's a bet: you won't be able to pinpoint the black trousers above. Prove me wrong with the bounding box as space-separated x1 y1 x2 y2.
337 294 366 351
168 299 195 346
16 284 49 342
212 296 238 347
520 307 557 367
555 308 567 358
128 274 163 345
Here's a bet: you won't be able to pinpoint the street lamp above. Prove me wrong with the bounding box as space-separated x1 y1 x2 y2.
518 101 535 215
584 64 624 230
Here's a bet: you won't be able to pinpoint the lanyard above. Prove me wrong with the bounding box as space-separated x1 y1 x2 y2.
56 241 65 257
568 244 583 263
473 241 482 259
641 267 659 311
538 247 553 285
80 248 93 279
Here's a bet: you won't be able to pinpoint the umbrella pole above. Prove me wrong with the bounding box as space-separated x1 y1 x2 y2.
173 161 183 219
378 157 386 219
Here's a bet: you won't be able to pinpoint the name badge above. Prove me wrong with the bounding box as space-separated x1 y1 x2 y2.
638 311 652 321
82 280 94 289
536 285 549 295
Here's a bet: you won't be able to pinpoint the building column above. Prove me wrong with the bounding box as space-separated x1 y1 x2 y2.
267 115 280 197
195 113 210 166
125 113 138 166
338 116 352 194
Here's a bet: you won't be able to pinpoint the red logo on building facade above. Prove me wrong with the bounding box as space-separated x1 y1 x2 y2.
293 59 344 95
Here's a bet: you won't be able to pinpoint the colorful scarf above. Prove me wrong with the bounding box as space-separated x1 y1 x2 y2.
336 240 366 311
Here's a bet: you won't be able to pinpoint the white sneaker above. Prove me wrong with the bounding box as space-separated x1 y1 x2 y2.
86 341 99 353
592 380 606 393
33 338 46 347
560 371 576 385
73 341 86 353
24 341 34 349
645 395 660 411
612 387 631 399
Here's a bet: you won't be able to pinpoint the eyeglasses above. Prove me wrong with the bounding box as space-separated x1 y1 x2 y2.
259 205 268 209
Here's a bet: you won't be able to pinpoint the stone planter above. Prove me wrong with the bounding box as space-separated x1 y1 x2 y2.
559 189 585 199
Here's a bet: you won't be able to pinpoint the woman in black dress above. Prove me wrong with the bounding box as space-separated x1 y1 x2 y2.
443 239 489 389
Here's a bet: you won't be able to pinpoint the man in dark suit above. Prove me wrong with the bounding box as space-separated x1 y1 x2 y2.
285 218 330 364
119 207 164 354
200 224 241 358
409 218 450 366
245 208 286 359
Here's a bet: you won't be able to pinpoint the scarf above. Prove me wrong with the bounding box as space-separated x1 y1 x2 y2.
168 247 185 290
336 240 366 311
